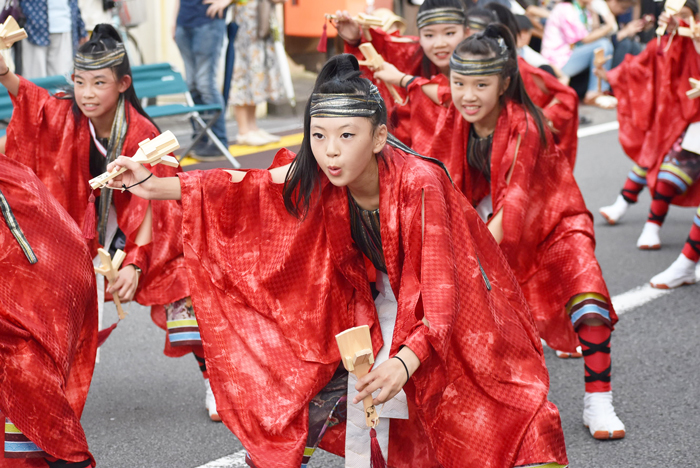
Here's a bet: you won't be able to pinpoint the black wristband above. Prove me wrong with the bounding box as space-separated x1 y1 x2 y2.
392 355 410 384
122 172 153 192
0 66 10 77
405 76 418 89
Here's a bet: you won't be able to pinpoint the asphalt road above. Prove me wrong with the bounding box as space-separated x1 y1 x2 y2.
81 108 700 467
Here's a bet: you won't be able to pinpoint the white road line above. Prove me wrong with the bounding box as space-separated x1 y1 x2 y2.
195 450 247 468
195 266 698 468
611 264 700 315
577 121 619 138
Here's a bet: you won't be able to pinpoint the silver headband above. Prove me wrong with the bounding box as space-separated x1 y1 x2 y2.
309 84 383 118
450 37 509 76
416 7 466 30
74 43 126 70
467 16 490 31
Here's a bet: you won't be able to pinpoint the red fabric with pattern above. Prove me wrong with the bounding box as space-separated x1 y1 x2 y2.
345 28 439 146
425 100 616 352
5 77 189 306
518 58 579 166
178 146 567 467
404 75 452 158
609 35 700 207
0 155 97 467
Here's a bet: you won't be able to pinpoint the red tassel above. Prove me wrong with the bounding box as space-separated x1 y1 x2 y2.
317 19 328 53
97 321 118 347
83 192 96 239
369 428 387 468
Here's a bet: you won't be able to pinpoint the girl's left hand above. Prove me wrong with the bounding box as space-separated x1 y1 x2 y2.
353 358 408 406
372 61 404 86
108 264 140 301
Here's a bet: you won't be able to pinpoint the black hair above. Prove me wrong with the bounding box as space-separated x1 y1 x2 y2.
485 3 521 38
418 0 467 77
282 54 387 218
515 14 533 32
686 0 699 15
453 23 548 147
71 24 159 131
466 7 498 28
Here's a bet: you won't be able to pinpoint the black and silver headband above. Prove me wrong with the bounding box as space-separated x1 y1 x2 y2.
449 37 508 76
467 16 490 32
416 7 466 30
74 43 126 71
309 84 383 118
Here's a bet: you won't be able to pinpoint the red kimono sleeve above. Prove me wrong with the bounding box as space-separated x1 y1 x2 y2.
405 75 451 155
6 77 75 172
176 165 375 468
0 155 97 466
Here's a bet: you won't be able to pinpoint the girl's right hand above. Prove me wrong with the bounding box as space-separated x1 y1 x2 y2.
372 61 405 86
659 12 675 33
332 10 362 44
106 156 156 199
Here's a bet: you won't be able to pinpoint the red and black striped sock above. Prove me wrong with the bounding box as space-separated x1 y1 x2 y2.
193 347 208 380
621 165 648 203
682 208 700 262
648 180 680 226
578 324 612 393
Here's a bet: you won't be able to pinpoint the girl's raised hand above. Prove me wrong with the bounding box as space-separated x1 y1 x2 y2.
372 61 404 86
332 10 362 44
106 156 155 199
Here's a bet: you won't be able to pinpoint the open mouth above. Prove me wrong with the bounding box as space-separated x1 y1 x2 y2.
462 105 480 116
328 166 342 177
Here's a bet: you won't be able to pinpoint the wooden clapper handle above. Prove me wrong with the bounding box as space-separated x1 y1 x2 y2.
358 43 408 106
336 325 379 427
94 248 127 320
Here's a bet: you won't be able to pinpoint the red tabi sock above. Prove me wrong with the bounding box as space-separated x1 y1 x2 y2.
578 324 612 393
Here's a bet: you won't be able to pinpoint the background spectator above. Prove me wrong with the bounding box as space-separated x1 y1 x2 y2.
541 0 616 108
174 0 228 158
208 0 285 147
21 0 88 78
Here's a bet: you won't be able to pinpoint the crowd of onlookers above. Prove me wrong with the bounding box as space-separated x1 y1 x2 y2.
3 0 674 150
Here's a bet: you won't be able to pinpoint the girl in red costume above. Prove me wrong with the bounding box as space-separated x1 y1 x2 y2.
599 3 700 256
0 25 220 420
0 155 98 467
360 3 580 166
105 54 568 468
332 0 477 147
421 23 625 440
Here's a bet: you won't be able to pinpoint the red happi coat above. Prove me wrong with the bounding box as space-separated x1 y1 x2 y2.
6 77 190 355
518 58 579 166
346 27 439 145
178 145 568 467
0 155 97 467
608 35 700 207
427 100 616 352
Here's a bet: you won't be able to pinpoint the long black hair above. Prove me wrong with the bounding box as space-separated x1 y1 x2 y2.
418 0 466 77
282 54 387 218
453 23 548 147
484 3 521 38
71 24 158 130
